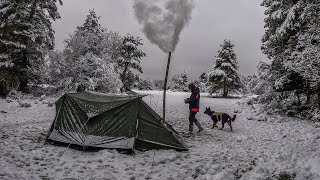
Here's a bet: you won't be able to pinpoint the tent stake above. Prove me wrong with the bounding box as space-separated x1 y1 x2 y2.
163 52 172 122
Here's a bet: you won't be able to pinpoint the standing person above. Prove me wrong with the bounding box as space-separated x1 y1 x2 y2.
185 83 203 133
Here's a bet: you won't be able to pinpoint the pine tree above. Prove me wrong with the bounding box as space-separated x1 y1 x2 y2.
47 50 65 84
77 9 103 35
64 10 106 61
181 71 189 90
208 39 242 97
136 77 155 90
261 0 320 108
253 62 272 95
117 34 146 92
0 0 62 96
154 80 164 90
169 71 189 92
199 72 208 93
241 75 257 94
261 0 303 90
62 10 123 93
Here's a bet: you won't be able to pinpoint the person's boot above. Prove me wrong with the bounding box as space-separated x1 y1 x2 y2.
189 124 193 133
195 121 203 133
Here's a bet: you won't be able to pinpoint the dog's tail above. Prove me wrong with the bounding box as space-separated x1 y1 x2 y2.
231 115 236 122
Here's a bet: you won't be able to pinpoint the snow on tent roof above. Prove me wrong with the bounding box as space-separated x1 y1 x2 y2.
46 92 188 152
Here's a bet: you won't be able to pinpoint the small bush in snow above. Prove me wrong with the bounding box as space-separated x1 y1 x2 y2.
6 99 13 103
6 90 22 100
19 101 32 108
48 100 55 107
311 108 320 122
40 94 46 101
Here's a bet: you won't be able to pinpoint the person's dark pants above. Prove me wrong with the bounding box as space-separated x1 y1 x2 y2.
189 111 203 132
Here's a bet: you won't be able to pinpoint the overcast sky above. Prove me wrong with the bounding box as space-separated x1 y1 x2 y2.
53 0 268 80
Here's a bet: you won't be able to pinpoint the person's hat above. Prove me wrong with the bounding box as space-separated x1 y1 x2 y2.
188 83 195 90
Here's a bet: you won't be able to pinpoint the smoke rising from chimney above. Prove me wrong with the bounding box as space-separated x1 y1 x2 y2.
133 0 194 53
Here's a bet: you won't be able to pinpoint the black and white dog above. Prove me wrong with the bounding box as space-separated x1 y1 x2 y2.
204 107 236 131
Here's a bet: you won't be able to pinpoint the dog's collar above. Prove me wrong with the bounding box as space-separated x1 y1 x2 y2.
210 111 215 117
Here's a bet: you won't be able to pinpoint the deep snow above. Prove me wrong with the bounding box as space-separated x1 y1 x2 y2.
0 91 320 180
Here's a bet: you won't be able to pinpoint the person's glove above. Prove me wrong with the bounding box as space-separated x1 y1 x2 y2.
184 98 190 103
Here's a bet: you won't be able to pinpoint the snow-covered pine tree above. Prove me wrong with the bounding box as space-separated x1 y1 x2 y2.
208 39 242 97
261 0 320 108
262 0 304 92
241 75 257 94
154 80 164 90
78 53 122 92
0 0 62 96
181 71 189 91
198 72 208 93
136 77 155 90
292 3 320 107
47 50 64 85
64 9 106 60
117 34 146 92
253 62 272 96
62 10 122 92
77 9 103 35
169 71 189 92
169 75 179 91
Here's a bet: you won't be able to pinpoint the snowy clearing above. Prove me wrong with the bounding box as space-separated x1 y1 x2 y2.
0 91 320 180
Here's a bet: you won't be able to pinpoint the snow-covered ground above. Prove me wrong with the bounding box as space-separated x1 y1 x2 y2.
0 90 320 180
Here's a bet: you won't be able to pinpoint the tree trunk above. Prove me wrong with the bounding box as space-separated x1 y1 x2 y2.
18 78 29 93
0 68 12 98
120 62 129 92
306 84 311 105
223 77 228 97
0 81 10 98
296 90 301 108
318 81 320 108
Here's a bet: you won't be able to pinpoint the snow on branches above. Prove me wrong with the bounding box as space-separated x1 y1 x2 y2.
45 10 147 93
0 0 62 96
260 0 320 118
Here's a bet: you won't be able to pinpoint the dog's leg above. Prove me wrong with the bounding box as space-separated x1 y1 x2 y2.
227 120 232 131
212 121 218 129
219 121 225 130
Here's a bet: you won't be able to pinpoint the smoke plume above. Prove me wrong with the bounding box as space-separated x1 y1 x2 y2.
133 0 194 53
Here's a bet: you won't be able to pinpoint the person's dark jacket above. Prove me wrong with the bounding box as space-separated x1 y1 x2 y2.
185 87 200 112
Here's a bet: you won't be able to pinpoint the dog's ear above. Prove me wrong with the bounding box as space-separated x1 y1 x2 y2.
205 107 208 110
208 107 211 110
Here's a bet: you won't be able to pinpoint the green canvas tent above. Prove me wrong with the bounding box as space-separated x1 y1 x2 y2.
46 92 188 151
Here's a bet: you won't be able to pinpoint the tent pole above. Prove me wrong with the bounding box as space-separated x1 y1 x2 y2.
163 52 172 122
